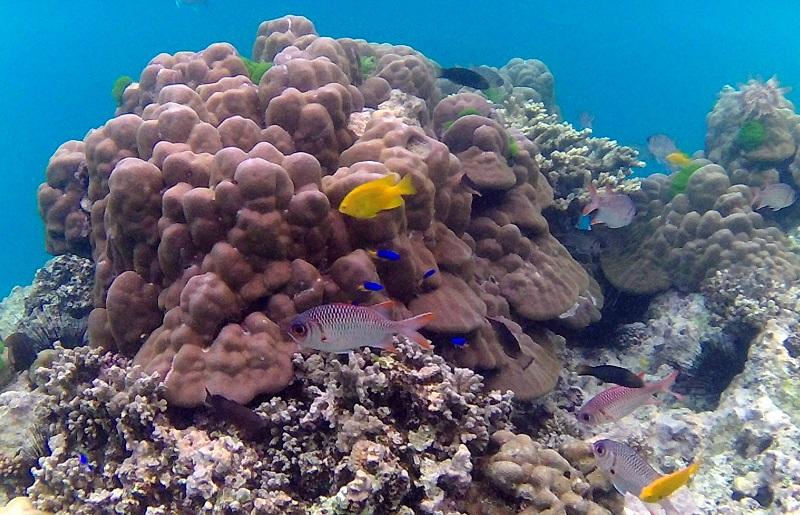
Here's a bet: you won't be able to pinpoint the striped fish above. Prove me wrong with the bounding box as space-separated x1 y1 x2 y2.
284 301 434 354
592 439 686 514
577 370 682 425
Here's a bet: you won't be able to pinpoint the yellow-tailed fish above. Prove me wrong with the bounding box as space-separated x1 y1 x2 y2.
338 173 416 219
639 460 701 503
665 151 693 167
592 439 689 514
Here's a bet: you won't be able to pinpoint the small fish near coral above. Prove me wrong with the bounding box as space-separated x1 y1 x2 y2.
582 184 636 229
577 370 682 425
751 183 796 211
646 133 679 167
204 389 267 440
592 439 697 513
439 67 491 90
368 249 401 262
665 151 693 168
338 173 417 219
360 281 385 292
577 364 645 388
284 301 434 353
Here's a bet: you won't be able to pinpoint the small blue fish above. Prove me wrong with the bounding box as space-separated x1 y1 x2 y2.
79 453 93 472
451 336 467 346
361 281 384 292
576 214 593 231
423 269 437 279
369 249 401 261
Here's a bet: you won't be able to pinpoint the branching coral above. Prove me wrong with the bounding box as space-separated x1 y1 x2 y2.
499 97 643 200
24 341 512 514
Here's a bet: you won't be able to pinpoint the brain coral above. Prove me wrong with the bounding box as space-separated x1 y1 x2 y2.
37 15 604 406
600 163 799 294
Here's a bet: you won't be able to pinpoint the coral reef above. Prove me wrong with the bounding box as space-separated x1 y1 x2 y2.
465 430 620 514
498 98 643 201
34 15 607 406
3 256 93 371
14 340 515 514
600 163 799 294
705 78 800 189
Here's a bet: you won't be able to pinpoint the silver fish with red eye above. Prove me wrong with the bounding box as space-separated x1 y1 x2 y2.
283 300 434 354
577 370 682 425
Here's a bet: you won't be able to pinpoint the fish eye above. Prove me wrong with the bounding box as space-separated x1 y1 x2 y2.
581 413 591 422
290 323 307 336
596 444 605 454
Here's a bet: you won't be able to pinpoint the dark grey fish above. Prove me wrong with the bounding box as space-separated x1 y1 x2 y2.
440 67 490 90
475 66 504 88
205 389 268 440
578 364 645 388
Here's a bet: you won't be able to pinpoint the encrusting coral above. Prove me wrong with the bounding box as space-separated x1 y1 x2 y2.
35 15 604 406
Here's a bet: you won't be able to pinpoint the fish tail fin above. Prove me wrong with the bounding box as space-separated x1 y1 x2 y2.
686 460 701 478
395 312 435 350
656 370 683 400
394 174 416 196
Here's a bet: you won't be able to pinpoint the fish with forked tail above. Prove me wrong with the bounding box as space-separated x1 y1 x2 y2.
577 370 682 425
592 439 697 514
284 301 434 353
578 364 645 388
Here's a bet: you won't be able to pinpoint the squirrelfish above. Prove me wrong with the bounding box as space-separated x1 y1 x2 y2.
752 183 796 211
338 173 417 219
577 370 681 425
284 301 434 353
592 439 694 513
582 184 636 229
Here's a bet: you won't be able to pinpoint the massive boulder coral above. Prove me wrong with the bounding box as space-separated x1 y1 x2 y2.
18 342 512 514
706 78 800 188
36 15 607 405
600 163 799 294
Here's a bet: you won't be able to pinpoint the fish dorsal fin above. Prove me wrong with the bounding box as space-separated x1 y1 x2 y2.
376 173 400 186
370 300 397 318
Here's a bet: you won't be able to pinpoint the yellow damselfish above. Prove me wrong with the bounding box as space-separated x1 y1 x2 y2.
338 173 416 219
665 151 693 167
639 460 700 503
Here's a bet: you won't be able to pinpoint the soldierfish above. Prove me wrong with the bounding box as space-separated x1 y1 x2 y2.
284 301 434 353
583 184 636 229
338 173 417 219
752 183 796 211
577 370 682 425
592 439 691 514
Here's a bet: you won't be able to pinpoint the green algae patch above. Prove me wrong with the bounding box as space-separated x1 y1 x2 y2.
241 56 272 84
736 119 767 151
111 75 133 106
670 162 704 196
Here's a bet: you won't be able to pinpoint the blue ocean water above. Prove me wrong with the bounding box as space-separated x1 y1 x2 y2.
1 0 799 295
